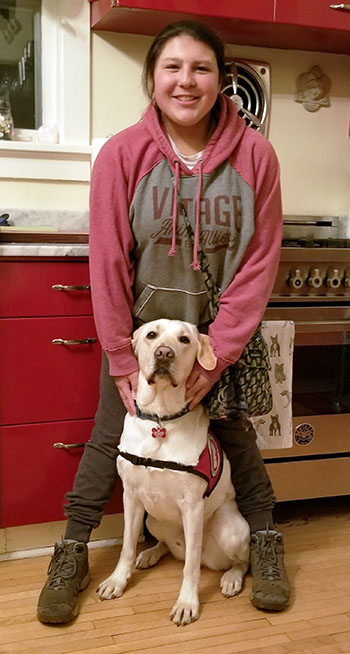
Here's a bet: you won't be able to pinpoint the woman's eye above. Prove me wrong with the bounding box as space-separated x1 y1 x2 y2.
179 336 190 344
146 331 157 340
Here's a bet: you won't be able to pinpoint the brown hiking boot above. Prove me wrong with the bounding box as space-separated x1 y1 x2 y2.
37 540 89 624
250 527 290 611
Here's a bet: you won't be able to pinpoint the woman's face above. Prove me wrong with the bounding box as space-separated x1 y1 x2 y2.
153 35 221 134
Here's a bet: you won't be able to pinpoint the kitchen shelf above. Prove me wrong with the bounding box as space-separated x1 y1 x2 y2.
90 0 350 54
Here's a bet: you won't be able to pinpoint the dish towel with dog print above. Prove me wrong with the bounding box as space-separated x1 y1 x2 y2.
250 320 294 450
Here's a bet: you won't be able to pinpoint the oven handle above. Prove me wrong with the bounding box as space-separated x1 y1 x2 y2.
294 321 350 346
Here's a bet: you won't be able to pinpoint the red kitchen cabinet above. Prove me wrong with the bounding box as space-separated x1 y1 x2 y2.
90 0 276 51
0 315 100 425
90 0 350 53
0 258 123 528
91 0 275 33
0 420 123 528
274 0 350 32
0 260 93 318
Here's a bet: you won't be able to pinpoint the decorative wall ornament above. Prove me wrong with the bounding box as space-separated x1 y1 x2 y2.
295 65 331 112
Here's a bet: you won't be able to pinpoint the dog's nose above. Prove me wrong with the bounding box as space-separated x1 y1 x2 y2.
154 345 174 361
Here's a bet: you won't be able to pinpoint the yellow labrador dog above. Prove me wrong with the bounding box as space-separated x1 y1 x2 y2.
98 319 250 625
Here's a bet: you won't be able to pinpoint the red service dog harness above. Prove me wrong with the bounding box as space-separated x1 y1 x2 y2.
116 430 223 498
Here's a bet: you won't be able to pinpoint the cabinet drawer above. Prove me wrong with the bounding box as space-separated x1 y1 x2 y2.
0 261 93 317
1 316 101 425
0 420 124 527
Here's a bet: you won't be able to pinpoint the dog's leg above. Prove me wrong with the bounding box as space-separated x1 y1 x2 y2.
170 501 204 626
204 502 250 598
136 541 169 568
98 495 144 600
136 515 170 568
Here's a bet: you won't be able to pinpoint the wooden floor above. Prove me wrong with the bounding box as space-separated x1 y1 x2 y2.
1 497 350 654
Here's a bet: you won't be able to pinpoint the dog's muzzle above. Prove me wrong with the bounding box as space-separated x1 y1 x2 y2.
148 345 178 386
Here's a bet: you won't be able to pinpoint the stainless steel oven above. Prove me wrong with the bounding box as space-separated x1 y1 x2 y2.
261 217 350 501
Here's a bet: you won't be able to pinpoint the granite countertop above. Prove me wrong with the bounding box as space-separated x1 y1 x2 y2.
0 243 90 257
0 209 90 257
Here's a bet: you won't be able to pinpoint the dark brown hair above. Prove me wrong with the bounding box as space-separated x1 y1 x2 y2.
142 19 226 99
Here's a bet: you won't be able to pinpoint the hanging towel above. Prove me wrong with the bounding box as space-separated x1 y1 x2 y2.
251 320 295 450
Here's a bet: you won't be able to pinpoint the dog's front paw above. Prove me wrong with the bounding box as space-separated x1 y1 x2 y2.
220 568 244 597
170 598 199 626
97 575 126 600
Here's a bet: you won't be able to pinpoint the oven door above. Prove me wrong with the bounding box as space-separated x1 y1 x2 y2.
261 303 350 501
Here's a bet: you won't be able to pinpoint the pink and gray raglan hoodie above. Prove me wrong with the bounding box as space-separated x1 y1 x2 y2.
89 94 282 384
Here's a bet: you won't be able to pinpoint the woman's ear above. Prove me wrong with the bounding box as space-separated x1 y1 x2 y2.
197 333 217 370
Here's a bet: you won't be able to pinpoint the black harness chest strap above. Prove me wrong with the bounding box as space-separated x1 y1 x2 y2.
116 447 209 485
116 430 223 498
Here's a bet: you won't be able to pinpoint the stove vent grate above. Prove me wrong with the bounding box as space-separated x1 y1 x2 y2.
222 60 270 136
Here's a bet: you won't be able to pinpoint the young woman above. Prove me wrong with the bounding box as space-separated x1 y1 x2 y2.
37 19 289 625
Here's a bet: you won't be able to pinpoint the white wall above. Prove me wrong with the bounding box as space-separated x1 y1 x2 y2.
92 32 350 217
2 30 349 214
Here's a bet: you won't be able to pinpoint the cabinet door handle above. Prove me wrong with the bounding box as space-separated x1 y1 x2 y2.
53 442 86 449
52 338 97 345
52 284 91 291
329 4 350 9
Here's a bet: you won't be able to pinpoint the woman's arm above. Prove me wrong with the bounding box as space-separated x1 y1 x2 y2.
89 136 138 378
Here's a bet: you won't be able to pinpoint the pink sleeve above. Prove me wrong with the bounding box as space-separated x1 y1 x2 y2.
208 139 282 372
89 139 138 377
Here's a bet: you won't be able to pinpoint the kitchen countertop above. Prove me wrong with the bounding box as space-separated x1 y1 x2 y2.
0 209 90 257
0 243 89 257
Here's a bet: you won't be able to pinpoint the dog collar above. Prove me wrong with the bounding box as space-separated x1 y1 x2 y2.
134 402 191 439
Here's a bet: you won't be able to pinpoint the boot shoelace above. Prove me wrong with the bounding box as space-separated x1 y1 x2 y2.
47 544 78 590
256 530 282 580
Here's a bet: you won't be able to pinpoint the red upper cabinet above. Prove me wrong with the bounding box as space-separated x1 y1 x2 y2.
91 0 274 33
90 0 275 47
274 0 350 32
90 0 350 52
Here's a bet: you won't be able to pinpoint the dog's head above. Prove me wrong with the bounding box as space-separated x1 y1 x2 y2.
132 319 217 388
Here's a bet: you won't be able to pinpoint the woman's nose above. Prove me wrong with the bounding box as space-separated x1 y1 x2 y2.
178 67 195 87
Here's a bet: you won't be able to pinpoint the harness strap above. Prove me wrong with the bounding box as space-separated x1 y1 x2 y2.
116 431 223 498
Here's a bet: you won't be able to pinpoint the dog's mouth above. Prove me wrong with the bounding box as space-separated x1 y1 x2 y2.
147 366 178 387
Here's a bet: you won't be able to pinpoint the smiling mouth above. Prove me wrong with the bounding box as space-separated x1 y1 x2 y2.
174 95 198 102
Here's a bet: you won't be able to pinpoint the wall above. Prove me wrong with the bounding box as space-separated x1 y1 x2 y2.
0 179 89 212
91 32 350 217
1 30 349 214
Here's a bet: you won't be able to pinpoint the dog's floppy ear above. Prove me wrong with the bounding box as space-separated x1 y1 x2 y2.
131 325 144 357
197 334 217 370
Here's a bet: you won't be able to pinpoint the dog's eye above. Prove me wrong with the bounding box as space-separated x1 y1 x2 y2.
146 331 157 340
179 336 190 344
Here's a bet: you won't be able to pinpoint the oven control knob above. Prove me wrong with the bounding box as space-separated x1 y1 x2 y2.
326 268 342 289
307 268 323 288
344 270 350 288
288 269 304 289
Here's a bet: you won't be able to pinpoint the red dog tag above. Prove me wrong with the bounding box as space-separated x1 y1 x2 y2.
152 426 167 439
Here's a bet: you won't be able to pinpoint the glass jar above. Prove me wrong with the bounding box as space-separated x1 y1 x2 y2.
0 99 15 141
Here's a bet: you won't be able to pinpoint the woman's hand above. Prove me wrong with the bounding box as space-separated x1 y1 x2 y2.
114 370 139 415
185 362 214 410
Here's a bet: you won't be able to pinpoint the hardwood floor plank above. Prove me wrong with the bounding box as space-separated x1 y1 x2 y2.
0 498 349 654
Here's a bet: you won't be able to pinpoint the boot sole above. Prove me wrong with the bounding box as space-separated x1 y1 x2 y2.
37 572 90 624
250 593 289 612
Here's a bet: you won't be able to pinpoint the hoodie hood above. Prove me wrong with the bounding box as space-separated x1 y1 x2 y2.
142 93 247 175
142 94 248 268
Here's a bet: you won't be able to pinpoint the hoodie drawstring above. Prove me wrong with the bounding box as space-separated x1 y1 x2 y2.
191 159 203 271
169 159 203 271
168 160 180 257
